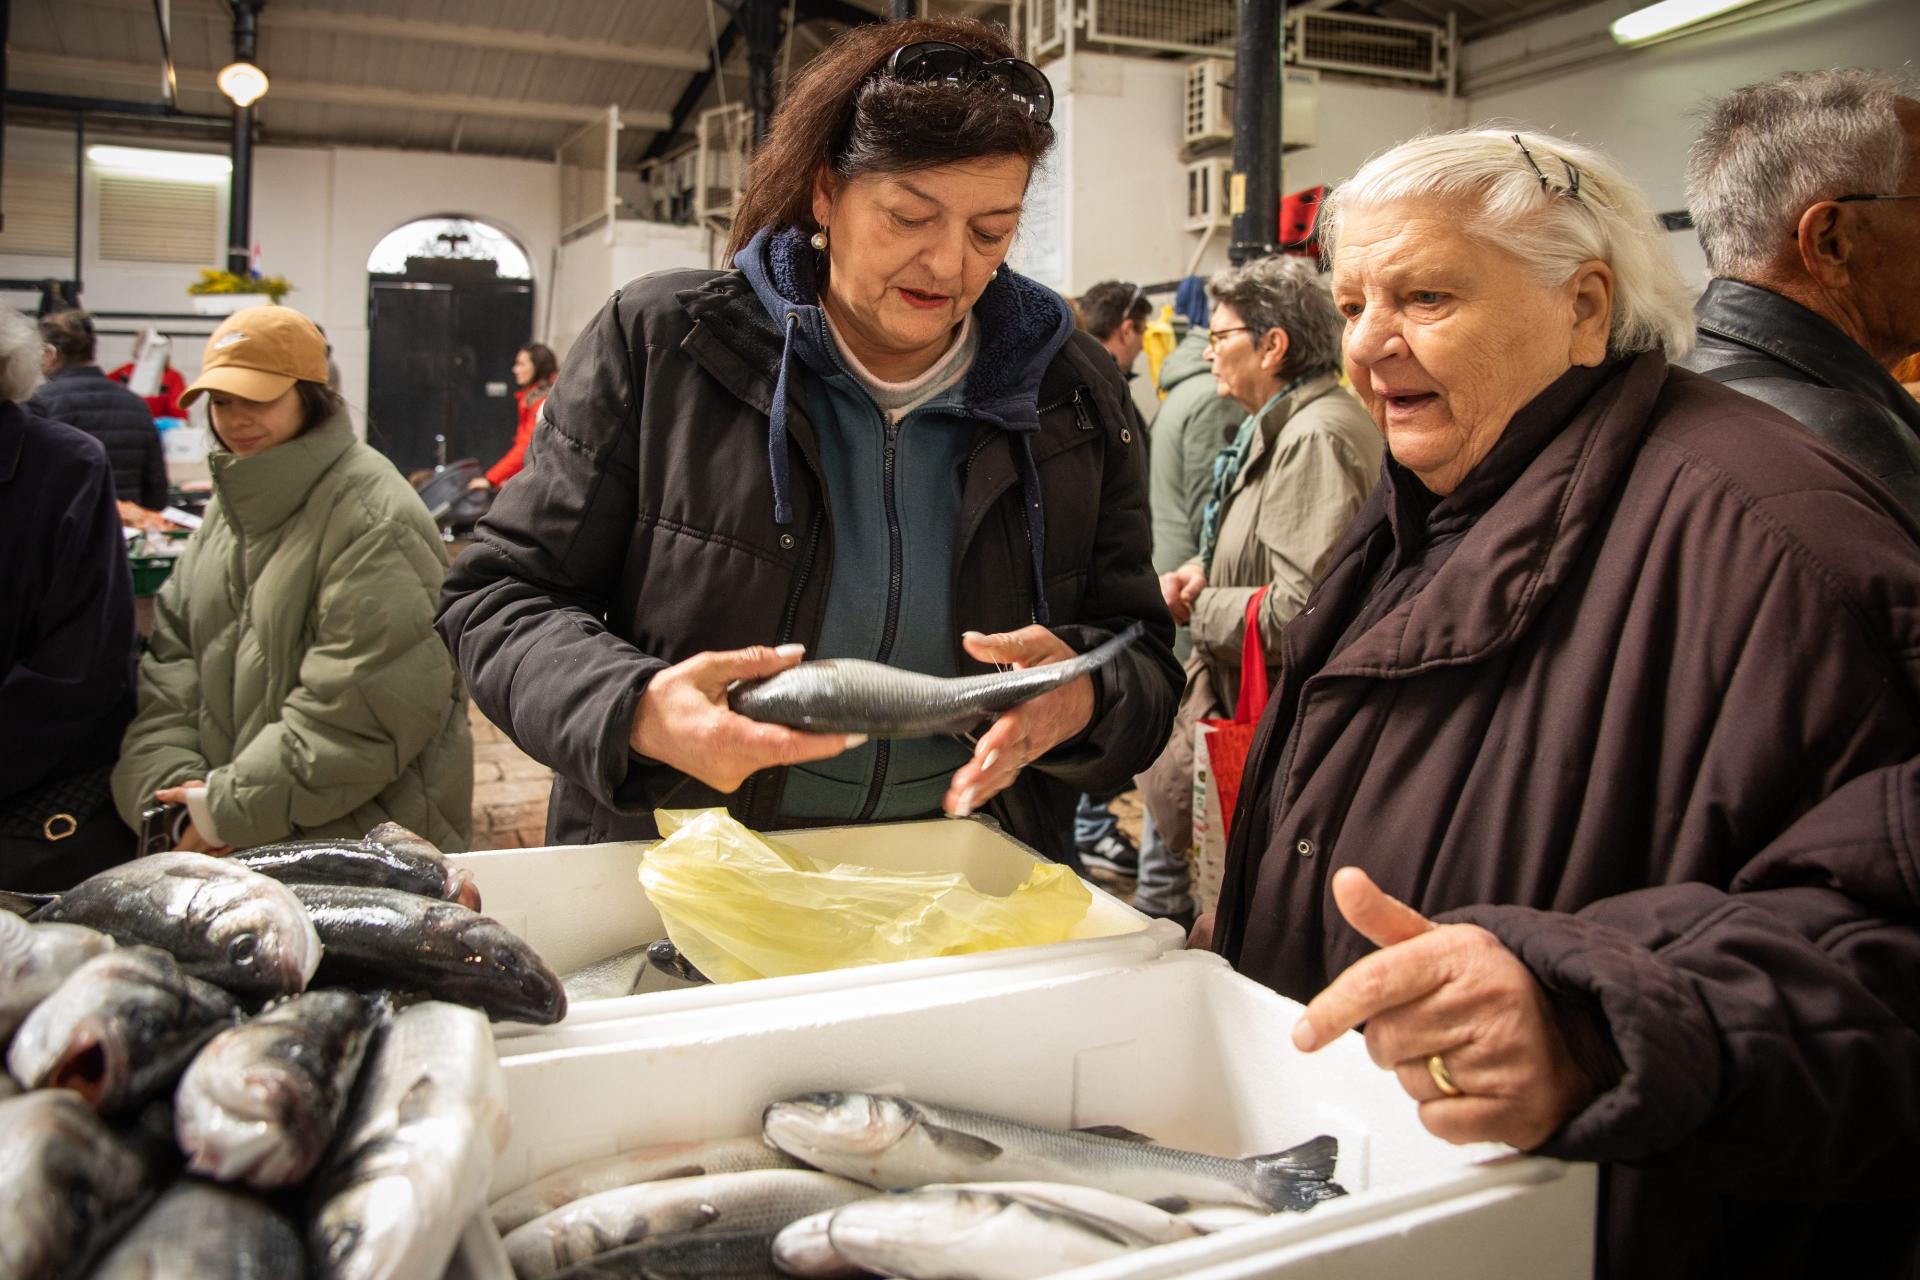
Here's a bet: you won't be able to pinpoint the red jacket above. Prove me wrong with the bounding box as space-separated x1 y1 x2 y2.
107 363 186 421
485 380 552 486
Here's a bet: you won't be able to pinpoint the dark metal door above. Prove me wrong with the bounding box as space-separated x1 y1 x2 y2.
366 275 533 476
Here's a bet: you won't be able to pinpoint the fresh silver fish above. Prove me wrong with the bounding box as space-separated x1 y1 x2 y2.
175 989 381 1189
768 1209 866 1278
0 1090 158 1280
546 1230 784 1279
33 853 322 998
825 1187 1157 1279
648 938 710 985
88 1178 306 1279
504 1169 868 1279
291 883 566 1024
762 1092 1344 1213
308 1001 510 1280
231 838 481 910
8 946 239 1114
490 1136 802 1234
729 623 1145 737
0 914 116 1045
916 1182 1202 1244
561 945 651 1003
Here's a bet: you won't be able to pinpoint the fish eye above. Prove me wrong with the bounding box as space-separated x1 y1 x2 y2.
227 933 258 965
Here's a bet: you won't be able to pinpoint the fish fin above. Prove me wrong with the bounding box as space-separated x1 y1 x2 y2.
1075 1124 1157 1144
924 1123 1004 1162
1249 1134 1348 1212
1147 1196 1193 1213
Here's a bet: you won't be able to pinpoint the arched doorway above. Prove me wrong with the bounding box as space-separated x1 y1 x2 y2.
365 215 535 475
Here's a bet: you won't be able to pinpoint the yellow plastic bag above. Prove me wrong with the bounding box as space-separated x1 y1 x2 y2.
637 809 1093 983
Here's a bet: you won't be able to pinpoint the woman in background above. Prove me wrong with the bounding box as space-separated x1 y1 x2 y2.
470 342 557 490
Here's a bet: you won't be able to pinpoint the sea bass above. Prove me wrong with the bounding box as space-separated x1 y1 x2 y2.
231 838 480 910
33 853 322 998
490 1135 803 1233
88 1178 307 1280
290 884 566 1024
505 1169 868 1279
825 1187 1159 1280
768 1209 866 1278
0 1090 159 1280
0 914 116 1045
8 946 239 1114
175 989 381 1189
762 1093 1345 1213
729 624 1145 737
546 1230 785 1279
308 1001 511 1280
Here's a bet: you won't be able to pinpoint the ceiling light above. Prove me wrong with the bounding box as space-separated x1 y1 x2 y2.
87 145 233 180
1610 0 1767 45
217 60 270 107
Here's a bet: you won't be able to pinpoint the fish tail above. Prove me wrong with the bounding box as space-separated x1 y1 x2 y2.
1250 1134 1348 1212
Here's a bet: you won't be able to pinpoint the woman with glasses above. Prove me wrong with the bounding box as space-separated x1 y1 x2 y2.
439 19 1179 861
1135 256 1380 926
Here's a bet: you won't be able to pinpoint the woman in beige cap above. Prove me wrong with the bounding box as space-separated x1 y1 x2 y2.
111 304 473 852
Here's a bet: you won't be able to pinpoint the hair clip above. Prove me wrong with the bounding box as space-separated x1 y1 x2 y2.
1513 134 1583 202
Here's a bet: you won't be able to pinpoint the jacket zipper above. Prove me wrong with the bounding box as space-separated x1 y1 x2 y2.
856 416 908 821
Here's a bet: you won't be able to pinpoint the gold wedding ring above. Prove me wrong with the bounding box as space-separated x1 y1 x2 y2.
1427 1052 1463 1098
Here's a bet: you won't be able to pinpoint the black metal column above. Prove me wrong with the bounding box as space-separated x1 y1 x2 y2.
225 0 261 276
1228 0 1282 265
739 0 783 146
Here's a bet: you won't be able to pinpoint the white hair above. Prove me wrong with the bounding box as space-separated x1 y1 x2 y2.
1321 126 1697 358
0 308 42 403
1686 68 1912 277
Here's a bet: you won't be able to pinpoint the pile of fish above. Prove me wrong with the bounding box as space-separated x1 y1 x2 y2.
0 823 562 1279
489 1090 1346 1279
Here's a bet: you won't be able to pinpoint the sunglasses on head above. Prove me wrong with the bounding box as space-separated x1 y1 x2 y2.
883 40 1055 125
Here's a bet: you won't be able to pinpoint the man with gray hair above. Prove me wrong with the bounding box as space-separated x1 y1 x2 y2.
1679 68 1920 517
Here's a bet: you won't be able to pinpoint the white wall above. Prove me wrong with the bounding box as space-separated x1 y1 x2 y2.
1464 0 1920 287
549 219 710 361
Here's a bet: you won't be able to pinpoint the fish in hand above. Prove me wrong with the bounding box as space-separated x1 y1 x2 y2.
728 624 1144 738
290 884 566 1024
32 853 322 998
762 1092 1344 1213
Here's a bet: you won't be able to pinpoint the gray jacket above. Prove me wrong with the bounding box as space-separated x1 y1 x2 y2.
1148 333 1244 574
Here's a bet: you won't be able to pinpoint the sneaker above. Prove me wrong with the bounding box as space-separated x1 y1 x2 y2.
1079 831 1140 877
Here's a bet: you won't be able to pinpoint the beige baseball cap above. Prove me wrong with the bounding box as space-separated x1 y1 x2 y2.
181 305 330 406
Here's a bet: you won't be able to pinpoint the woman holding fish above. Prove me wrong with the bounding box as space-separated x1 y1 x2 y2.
439 19 1180 862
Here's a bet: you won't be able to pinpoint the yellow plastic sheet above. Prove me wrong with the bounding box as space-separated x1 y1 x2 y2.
637 809 1093 984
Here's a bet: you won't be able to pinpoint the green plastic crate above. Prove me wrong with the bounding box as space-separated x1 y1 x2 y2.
130 555 177 598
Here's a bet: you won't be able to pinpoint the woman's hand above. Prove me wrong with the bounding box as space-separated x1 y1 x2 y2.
467 476 492 491
1160 565 1206 626
630 644 865 794
1292 868 1597 1151
152 783 231 856
943 627 1096 818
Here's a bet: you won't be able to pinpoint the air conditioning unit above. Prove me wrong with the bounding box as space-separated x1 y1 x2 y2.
1183 62 1320 153
695 103 752 225
1185 157 1232 232
1289 11 1445 85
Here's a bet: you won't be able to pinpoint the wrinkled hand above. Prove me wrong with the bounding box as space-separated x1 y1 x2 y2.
631 644 865 794
152 783 230 856
1188 911 1215 951
1160 564 1206 626
1292 867 1596 1150
943 627 1096 818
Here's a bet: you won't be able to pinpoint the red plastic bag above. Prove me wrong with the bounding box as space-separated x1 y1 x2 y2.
1199 587 1271 837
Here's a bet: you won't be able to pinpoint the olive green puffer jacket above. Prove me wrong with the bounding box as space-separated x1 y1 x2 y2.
113 414 473 849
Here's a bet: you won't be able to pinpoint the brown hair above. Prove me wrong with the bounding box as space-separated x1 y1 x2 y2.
725 18 1053 259
39 309 97 363
293 380 345 432
1078 281 1150 341
520 343 558 384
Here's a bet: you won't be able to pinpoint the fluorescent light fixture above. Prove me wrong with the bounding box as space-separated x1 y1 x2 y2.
217 59 270 107
87 145 232 180
1610 0 1767 44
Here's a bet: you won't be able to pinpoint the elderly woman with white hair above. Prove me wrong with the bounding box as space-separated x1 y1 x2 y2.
1135 256 1380 925
1198 129 1920 1278
0 308 140 889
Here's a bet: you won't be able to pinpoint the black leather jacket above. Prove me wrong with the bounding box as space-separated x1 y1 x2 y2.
1677 278 1920 520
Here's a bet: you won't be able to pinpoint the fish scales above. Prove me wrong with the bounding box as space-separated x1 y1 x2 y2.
89 1178 307 1279
0 1090 160 1280
490 1136 802 1233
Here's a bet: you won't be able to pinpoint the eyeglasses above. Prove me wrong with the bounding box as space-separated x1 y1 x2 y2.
1832 193 1920 205
884 41 1055 124
1205 326 1250 350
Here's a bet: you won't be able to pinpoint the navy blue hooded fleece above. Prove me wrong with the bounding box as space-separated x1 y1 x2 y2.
736 226 1076 822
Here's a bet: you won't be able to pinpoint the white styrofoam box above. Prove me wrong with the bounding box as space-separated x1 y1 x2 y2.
449 817 1185 1042
490 951 1596 1279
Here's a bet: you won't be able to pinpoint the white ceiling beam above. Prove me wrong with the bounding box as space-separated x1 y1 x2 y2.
71 0 711 72
13 52 673 131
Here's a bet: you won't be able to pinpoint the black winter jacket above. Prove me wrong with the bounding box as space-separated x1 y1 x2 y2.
1677 277 1920 519
437 255 1181 859
28 365 167 510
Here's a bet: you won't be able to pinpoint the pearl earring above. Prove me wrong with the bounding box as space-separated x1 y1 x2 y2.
810 229 828 251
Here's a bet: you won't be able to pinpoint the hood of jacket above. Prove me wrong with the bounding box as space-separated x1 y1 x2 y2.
1157 330 1216 393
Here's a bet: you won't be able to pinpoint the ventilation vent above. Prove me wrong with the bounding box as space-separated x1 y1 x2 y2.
97 175 220 263
1087 0 1235 56
0 162 79 257
1290 12 1444 84
1029 0 1064 60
